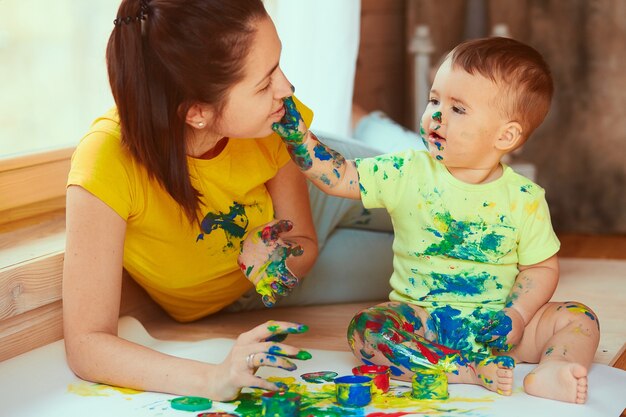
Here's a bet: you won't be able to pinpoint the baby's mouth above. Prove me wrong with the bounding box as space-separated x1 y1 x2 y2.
428 131 446 149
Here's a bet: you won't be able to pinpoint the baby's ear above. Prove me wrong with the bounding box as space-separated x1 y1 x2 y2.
496 122 523 152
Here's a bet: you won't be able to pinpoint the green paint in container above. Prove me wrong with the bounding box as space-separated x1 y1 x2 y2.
261 390 301 416
411 369 449 400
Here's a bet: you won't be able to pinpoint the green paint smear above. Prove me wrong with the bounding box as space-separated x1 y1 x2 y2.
412 370 449 400
423 211 512 263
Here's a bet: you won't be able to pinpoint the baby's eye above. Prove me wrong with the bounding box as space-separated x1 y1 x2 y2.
428 98 439 106
452 106 465 114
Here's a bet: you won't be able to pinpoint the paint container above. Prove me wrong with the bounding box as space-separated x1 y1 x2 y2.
352 364 391 393
411 369 449 400
261 391 301 417
169 396 212 411
334 375 372 408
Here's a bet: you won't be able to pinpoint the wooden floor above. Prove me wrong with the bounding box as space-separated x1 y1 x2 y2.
139 233 626 369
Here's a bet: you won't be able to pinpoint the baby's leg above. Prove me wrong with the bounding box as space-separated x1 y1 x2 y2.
347 302 514 395
511 301 600 404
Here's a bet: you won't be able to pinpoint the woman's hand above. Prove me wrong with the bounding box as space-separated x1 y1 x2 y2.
271 96 312 170
475 308 525 352
212 320 311 401
238 219 304 307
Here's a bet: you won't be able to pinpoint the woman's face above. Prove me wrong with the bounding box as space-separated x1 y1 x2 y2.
210 16 293 139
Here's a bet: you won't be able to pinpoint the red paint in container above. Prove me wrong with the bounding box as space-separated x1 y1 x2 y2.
352 364 391 393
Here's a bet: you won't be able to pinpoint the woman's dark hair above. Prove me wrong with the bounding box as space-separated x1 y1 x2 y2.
106 0 268 223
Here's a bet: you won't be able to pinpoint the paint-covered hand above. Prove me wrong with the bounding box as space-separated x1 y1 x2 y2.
272 96 312 170
214 320 310 401
475 309 524 352
238 219 304 307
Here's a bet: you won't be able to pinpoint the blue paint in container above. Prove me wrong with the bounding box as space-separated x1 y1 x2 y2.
334 375 372 408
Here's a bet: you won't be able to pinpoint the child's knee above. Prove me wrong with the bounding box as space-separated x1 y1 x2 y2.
553 301 600 330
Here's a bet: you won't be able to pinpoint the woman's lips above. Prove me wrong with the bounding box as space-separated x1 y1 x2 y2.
271 106 286 119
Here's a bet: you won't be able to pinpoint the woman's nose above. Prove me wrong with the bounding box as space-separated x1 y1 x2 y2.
274 68 294 99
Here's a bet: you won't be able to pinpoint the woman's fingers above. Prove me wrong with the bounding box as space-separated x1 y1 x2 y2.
239 320 309 345
246 351 297 371
241 374 281 392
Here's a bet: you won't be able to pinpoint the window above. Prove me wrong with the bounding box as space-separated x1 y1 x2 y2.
0 0 118 158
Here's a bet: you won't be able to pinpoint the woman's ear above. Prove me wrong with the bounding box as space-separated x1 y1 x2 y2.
496 121 523 152
185 103 213 129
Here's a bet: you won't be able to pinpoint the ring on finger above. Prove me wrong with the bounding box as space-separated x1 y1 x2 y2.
246 352 256 369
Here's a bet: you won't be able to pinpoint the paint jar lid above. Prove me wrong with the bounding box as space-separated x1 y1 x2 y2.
170 396 213 411
352 365 390 375
334 375 372 385
301 371 338 383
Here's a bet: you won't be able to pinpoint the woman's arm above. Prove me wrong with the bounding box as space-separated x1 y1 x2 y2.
265 160 318 278
63 186 306 400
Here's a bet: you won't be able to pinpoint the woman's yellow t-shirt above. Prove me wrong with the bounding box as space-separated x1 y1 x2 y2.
68 100 312 322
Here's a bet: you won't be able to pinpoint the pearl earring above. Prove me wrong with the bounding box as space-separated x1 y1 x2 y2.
197 122 205 128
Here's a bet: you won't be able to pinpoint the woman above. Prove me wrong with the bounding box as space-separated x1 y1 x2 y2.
63 0 318 401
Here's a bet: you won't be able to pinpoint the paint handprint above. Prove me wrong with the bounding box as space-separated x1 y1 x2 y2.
272 96 312 170
238 219 304 307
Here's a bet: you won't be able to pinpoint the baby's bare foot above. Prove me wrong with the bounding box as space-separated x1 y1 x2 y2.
524 361 588 404
451 355 514 395
476 357 514 395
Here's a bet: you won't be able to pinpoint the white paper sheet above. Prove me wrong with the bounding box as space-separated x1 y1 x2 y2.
1 316 624 417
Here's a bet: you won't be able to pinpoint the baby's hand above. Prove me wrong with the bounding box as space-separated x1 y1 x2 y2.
272 96 312 170
475 309 524 352
238 219 304 307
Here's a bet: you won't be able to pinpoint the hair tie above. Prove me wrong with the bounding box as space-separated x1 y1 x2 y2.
113 0 149 27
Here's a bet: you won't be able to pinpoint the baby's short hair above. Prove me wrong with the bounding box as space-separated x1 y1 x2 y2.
449 37 553 140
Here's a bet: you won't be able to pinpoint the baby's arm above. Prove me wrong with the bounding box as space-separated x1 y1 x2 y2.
509 254 559 325
478 255 559 351
272 97 361 200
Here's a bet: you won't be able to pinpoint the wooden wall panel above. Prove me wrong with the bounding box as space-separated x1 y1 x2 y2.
354 0 408 125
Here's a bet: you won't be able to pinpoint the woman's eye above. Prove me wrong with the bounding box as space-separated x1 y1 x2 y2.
259 80 272 93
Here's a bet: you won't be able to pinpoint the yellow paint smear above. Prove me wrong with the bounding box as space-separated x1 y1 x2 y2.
67 381 143 397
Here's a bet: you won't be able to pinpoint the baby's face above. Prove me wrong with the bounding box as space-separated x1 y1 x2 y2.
421 59 508 171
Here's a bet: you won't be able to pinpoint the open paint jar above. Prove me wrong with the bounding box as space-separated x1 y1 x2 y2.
334 375 372 408
261 391 301 416
411 369 449 400
352 364 391 393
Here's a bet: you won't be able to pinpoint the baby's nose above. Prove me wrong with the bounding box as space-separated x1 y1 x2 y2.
432 111 442 123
